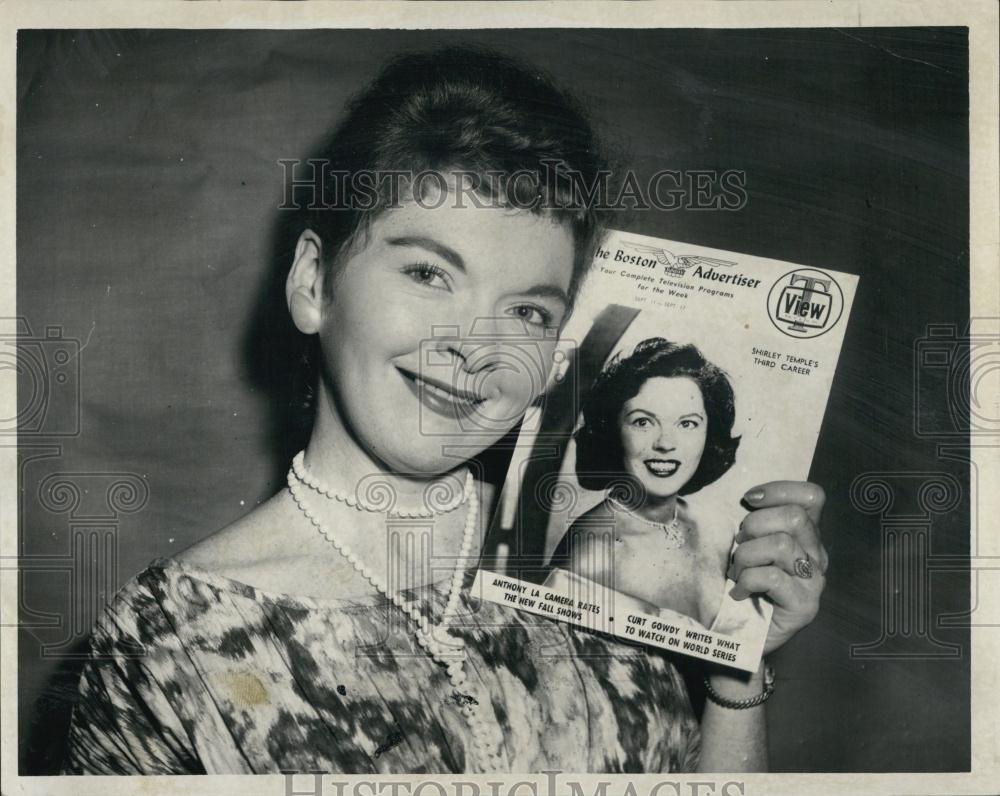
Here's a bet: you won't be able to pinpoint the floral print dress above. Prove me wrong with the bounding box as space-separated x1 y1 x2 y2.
63 557 700 774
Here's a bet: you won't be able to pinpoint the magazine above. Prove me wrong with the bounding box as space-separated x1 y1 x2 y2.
472 228 859 672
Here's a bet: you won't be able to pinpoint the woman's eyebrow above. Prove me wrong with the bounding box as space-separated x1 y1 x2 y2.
386 235 465 272
624 408 655 418
678 412 705 421
516 283 569 308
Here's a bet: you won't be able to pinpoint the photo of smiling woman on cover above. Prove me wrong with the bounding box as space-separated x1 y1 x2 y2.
548 338 771 637
60 45 828 775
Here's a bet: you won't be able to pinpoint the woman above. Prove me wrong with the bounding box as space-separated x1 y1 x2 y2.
550 338 767 636
62 45 827 775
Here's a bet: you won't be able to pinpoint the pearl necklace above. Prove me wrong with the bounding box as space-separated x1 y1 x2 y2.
291 451 473 518
286 455 505 771
608 495 685 546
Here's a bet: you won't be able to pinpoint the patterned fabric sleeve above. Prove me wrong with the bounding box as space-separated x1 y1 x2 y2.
681 722 701 772
61 580 204 775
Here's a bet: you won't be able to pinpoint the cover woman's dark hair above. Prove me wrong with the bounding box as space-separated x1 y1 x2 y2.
574 337 741 495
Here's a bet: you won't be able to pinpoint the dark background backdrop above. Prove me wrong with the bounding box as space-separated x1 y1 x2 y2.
16 28 970 773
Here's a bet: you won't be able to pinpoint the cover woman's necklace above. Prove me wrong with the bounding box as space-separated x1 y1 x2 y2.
286 451 505 771
608 494 685 547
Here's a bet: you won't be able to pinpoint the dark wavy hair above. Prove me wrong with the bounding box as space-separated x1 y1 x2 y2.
574 338 741 495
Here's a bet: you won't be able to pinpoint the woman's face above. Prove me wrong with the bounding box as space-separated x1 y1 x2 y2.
618 376 708 501
313 194 575 474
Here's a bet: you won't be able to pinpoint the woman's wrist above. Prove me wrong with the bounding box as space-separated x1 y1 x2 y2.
705 658 769 702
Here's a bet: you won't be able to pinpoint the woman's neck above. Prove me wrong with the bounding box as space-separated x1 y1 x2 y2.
614 491 680 525
644 499 680 530
283 407 483 600
303 399 470 514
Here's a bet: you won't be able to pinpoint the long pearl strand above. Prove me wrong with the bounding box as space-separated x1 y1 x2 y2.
291 451 472 519
286 455 505 771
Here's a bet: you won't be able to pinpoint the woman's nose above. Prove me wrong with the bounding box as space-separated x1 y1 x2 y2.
459 314 538 375
423 318 504 377
652 430 676 451
424 326 465 359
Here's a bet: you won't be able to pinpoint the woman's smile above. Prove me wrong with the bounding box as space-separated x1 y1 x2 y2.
644 458 681 478
396 365 488 420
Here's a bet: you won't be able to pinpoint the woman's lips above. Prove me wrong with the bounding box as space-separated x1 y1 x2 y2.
644 459 680 477
396 366 486 421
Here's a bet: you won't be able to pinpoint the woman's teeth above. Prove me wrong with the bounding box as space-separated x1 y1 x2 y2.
644 459 680 477
415 376 483 406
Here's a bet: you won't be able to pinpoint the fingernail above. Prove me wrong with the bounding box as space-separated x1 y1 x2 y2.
729 586 744 601
744 489 765 503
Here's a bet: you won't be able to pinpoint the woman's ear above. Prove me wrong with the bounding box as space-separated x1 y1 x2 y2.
286 229 326 334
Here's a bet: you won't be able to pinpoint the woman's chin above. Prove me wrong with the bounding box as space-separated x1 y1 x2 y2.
637 477 687 502
377 443 486 479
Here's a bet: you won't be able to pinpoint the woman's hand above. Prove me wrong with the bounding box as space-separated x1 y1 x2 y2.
727 480 828 655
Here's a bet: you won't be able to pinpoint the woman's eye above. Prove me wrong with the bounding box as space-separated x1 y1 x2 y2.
679 419 700 429
506 304 554 328
631 417 653 428
402 262 449 289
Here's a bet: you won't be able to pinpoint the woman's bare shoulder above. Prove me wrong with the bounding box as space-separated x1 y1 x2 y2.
549 499 614 571
568 499 615 529
173 490 295 572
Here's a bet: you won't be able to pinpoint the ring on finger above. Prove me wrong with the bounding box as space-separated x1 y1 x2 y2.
793 557 814 579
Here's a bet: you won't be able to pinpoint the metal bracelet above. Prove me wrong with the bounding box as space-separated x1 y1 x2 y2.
703 664 775 709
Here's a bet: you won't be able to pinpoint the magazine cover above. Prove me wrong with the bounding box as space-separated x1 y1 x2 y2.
473 229 859 672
